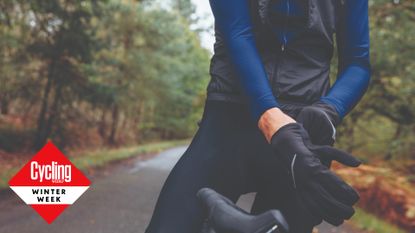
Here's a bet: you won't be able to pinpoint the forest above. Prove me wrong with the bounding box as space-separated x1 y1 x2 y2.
0 0 210 151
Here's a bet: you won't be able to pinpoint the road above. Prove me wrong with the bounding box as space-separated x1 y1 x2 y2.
0 146 364 233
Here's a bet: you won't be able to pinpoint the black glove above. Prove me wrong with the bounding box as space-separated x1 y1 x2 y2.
270 123 360 226
296 102 340 146
297 102 341 168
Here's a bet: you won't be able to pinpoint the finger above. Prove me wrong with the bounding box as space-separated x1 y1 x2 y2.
300 190 344 226
313 145 361 167
310 182 356 220
315 169 360 206
306 182 356 220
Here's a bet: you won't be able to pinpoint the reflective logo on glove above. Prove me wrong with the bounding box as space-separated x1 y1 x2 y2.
291 154 297 189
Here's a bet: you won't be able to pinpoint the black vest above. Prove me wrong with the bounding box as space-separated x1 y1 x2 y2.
207 0 344 105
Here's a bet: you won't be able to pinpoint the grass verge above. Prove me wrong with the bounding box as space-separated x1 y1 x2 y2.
0 139 189 189
72 140 189 170
350 208 408 233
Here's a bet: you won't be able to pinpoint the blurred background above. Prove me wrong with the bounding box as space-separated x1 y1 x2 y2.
0 0 414 232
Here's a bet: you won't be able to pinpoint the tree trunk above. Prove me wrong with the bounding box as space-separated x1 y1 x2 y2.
98 109 107 140
42 81 63 147
34 62 55 149
133 103 144 142
108 104 119 146
0 96 9 115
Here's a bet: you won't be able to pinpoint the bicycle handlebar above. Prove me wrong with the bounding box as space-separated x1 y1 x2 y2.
197 188 290 233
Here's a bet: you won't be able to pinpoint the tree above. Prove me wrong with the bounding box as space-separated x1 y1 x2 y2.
337 0 415 159
0 0 210 151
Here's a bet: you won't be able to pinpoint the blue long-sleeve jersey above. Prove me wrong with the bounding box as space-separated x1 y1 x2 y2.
209 0 371 120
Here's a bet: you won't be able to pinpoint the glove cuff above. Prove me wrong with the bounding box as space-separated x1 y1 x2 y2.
313 101 341 127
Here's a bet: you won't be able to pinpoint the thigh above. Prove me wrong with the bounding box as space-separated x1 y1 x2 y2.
145 101 256 233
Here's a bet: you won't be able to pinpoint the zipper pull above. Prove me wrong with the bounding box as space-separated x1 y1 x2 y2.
281 44 285 52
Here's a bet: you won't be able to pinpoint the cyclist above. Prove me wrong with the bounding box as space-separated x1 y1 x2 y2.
146 0 370 232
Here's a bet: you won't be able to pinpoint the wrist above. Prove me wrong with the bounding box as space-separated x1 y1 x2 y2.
314 100 342 127
319 97 345 119
258 108 296 143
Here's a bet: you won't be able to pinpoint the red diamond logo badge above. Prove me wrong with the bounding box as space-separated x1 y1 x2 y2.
8 141 91 224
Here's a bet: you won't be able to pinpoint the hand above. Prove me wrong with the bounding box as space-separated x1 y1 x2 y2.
297 102 341 167
297 102 340 146
270 123 361 226
258 107 295 143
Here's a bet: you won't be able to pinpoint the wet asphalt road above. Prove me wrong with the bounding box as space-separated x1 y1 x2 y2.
0 146 362 233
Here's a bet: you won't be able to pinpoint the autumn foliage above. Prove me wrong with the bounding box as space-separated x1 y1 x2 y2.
335 164 415 232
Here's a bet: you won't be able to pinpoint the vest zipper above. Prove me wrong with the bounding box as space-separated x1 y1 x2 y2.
276 0 290 97
282 0 290 51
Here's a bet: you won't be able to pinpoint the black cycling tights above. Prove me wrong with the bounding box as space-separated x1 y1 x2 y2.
145 100 314 233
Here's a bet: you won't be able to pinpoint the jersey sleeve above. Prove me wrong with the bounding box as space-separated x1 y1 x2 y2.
320 0 371 118
209 0 279 121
